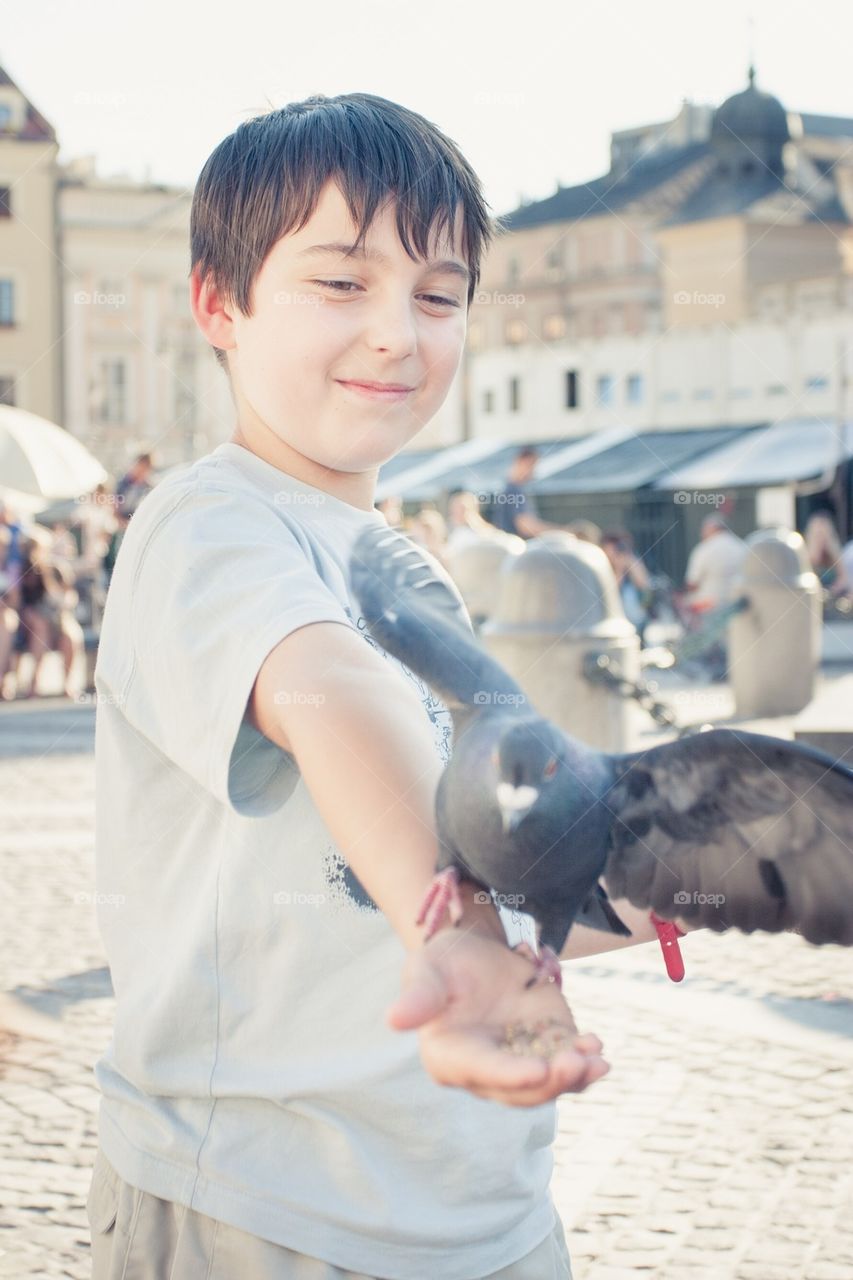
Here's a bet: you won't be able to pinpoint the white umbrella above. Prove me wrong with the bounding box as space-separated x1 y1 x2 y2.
0 405 108 501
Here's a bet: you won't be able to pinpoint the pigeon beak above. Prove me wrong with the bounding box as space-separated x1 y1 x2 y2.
496 782 539 834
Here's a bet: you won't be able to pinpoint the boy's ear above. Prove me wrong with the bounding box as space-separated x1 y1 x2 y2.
190 267 237 354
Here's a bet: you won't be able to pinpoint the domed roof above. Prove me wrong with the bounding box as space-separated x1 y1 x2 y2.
712 67 790 146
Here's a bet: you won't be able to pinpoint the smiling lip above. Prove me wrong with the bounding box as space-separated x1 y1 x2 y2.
337 379 415 399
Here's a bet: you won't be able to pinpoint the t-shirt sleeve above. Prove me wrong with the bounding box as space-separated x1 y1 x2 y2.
118 484 354 817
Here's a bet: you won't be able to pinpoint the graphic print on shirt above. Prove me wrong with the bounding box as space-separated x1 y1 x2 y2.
317 607 454 915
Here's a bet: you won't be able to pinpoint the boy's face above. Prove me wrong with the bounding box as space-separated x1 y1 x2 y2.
221 180 470 475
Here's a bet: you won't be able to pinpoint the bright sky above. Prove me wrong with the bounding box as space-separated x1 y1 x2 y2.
3 0 853 218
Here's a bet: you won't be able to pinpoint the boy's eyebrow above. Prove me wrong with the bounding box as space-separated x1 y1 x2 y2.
296 241 471 285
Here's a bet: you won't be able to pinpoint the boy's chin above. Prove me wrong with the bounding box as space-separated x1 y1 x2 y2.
320 431 427 475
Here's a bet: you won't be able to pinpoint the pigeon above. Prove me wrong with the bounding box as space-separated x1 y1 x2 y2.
349 524 853 986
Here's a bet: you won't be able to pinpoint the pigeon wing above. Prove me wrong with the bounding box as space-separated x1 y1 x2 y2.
603 729 853 945
350 524 526 710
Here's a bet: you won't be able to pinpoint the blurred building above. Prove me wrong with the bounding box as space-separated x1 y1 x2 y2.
0 65 62 422
464 69 853 444
59 157 232 476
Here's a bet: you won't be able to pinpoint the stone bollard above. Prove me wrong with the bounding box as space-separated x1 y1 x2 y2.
481 531 640 750
444 535 525 630
729 527 822 718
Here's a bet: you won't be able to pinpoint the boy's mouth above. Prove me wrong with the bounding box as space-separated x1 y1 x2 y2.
336 380 415 402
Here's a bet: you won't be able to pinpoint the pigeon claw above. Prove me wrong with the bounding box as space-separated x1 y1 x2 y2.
519 943 563 990
416 867 465 941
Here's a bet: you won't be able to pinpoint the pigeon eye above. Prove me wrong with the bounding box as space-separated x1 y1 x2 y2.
544 756 557 778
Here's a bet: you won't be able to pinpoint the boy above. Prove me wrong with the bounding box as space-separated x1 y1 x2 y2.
87 92 684 1279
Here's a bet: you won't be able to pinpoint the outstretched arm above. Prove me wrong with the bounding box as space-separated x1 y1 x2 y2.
248 619 609 1106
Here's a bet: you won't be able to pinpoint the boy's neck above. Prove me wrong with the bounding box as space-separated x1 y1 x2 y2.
229 422 379 513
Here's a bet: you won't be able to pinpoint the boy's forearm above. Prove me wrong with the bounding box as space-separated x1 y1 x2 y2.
265 644 503 951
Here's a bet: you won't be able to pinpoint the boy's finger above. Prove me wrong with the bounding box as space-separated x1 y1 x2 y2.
422 1029 553 1093
470 1052 609 1107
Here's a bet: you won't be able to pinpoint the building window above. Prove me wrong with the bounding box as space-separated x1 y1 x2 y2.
0 187 10 217
507 256 519 283
661 390 680 403
505 319 526 345
565 369 579 409
805 375 829 392
482 389 494 413
693 387 714 400
626 373 644 405
767 384 788 396
0 375 15 405
509 377 521 412
99 359 127 424
543 314 566 340
0 104 12 131
546 246 563 271
0 280 14 327
595 374 614 406
729 387 752 399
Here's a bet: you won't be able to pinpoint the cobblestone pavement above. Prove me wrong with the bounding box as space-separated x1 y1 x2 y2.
1 694 852 1279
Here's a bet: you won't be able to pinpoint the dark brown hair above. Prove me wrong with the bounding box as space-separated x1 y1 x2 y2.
190 92 499 369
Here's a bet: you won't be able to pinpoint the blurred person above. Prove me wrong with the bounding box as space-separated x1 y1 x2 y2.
16 537 84 699
376 494 403 527
841 536 853 592
490 447 568 540
684 516 748 611
804 508 850 598
601 530 651 634
0 499 25 577
0 526 21 700
115 452 155 518
406 507 451 571
446 488 519 550
103 507 132 586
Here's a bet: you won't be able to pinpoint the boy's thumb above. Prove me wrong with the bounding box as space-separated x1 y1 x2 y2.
386 952 449 1031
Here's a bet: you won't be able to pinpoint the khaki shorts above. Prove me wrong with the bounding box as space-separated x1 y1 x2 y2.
87 1147 572 1279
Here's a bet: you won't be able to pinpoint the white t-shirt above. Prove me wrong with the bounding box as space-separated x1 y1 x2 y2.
685 529 748 608
92 441 556 1280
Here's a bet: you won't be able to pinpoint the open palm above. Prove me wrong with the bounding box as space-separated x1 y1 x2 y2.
386 926 609 1108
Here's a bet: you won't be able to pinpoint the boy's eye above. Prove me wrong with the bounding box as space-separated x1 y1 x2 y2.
311 280 459 308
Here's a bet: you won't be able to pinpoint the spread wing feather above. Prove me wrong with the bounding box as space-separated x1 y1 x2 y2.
604 729 853 945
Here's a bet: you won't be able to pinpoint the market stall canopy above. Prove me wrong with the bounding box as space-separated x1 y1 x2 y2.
0 406 108 501
653 418 853 490
534 425 759 495
376 436 585 504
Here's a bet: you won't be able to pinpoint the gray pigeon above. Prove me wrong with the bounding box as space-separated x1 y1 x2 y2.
349 524 853 984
